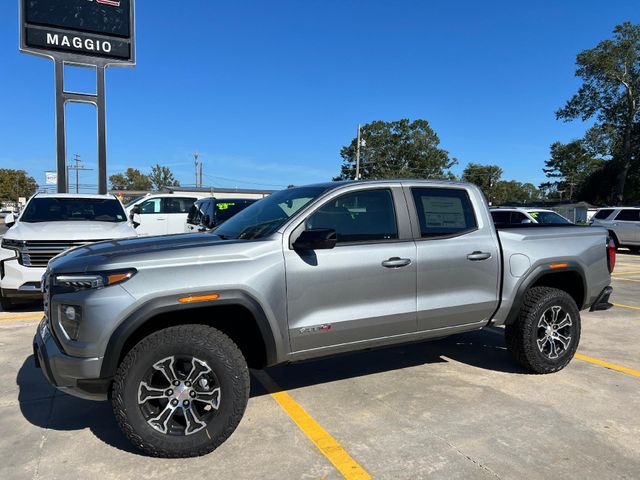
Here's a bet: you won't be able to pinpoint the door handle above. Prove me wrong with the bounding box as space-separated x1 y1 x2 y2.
156 218 167 221
382 257 412 268
467 251 492 261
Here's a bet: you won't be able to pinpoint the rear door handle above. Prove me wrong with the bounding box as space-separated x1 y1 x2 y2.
382 257 412 268
467 251 491 261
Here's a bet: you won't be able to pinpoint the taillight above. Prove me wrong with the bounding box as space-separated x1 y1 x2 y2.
607 238 616 273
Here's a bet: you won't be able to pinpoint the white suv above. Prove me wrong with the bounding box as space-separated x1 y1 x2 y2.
490 207 572 225
590 207 640 252
0 194 137 309
125 193 207 236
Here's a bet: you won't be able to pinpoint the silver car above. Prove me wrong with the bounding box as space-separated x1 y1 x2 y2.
591 207 640 252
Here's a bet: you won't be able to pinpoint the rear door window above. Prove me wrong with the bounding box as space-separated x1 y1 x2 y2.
139 198 163 214
164 197 197 214
411 188 477 237
615 209 640 222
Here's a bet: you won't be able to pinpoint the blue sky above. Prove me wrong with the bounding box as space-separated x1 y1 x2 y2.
1 1 639 191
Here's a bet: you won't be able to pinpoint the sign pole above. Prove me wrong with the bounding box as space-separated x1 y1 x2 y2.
54 60 67 193
97 66 107 194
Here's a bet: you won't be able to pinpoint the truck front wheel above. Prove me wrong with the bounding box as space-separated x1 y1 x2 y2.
505 287 581 374
111 324 250 457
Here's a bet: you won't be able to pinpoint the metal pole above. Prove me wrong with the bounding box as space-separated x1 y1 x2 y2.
355 124 361 180
194 152 199 187
54 60 67 193
97 66 107 194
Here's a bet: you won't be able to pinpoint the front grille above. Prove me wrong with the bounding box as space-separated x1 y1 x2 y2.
18 240 103 268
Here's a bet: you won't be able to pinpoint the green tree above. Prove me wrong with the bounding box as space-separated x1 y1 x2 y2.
556 22 640 204
493 181 541 205
109 168 152 191
0 169 37 202
540 140 605 200
149 164 180 191
461 163 503 203
335 119 457 180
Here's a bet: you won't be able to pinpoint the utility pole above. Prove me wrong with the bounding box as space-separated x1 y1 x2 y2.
194 152 200 188
199 159 203 188
66 154 93 193
355 124 361 180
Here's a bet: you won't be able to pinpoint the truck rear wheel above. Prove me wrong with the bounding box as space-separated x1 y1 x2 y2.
111 324 250 457
505 287 581 374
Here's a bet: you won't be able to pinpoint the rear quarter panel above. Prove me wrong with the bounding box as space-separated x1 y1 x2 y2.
491 226 610 325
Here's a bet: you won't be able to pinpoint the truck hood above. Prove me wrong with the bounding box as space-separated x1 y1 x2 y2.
5 221 137 241
47 232 249 273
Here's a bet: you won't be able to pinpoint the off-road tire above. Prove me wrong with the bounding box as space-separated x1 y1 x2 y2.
505 287 581 374
111 324 250 458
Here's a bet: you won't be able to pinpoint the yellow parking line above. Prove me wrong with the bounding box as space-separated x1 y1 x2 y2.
254 371 371 480
0 314 43 321
613 303 640 312
575 353 640 378
611 276 640 283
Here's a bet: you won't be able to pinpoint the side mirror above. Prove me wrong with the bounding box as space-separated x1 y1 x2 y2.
4 213 15 228
293 228 337 250
132 213 141 229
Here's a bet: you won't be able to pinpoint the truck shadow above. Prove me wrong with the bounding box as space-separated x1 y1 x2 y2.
251 328 527 397
16 329 525 454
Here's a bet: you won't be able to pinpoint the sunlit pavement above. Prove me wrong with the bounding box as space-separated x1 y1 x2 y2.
0 252 639 479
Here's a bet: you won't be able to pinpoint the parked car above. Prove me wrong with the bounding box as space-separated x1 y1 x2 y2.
590 207 640 252
0 210 15 219
125 193 207 236
0 194 137 310
34 180 613 457
490 207 572 225
185 198 257 233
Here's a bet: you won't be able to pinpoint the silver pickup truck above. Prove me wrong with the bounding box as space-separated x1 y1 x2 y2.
33 180 615 458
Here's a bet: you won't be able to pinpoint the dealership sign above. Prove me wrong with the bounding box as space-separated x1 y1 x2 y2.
20 0 135 66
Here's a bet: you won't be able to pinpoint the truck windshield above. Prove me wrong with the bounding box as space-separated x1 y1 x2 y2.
529 211 571 224
213 186 331 240
20 198 127 223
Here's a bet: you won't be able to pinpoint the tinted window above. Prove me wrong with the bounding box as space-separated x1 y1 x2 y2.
615 209 640 221
491 211 509 224
529 211 571 224
139 198 163 214
307 189 397 243
164 197 197 214
21 198 126 223
510 212 530 224
187 200 209 225
594 209 614 220
412 188 477 237
214 200 257 223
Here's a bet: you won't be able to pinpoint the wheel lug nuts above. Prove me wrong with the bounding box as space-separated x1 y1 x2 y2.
173 380 180 386
190 391 196 398
166 389 173 396
171 399 178 406
183 400 190 407
185 381 191 387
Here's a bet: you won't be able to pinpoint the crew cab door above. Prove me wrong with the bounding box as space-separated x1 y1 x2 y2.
164 197 198 234
613 209 640 245
284 186 417 352
405 185 500 330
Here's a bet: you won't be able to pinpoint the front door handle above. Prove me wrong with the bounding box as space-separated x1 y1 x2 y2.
467 251 492 261
382 257 412 268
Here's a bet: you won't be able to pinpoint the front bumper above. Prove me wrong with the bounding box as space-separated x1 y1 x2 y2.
33 317 110 401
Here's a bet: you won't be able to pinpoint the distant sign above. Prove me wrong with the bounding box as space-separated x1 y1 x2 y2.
20 0 135 66
45 171 57 185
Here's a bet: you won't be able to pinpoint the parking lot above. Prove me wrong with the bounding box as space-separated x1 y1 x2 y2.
0 252 638 479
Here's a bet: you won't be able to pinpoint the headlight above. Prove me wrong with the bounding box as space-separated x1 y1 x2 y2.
53 269 136 291
1 238 23 250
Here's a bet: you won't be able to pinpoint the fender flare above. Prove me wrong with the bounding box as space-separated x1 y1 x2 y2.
99 290 279 379
504 262 587 325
